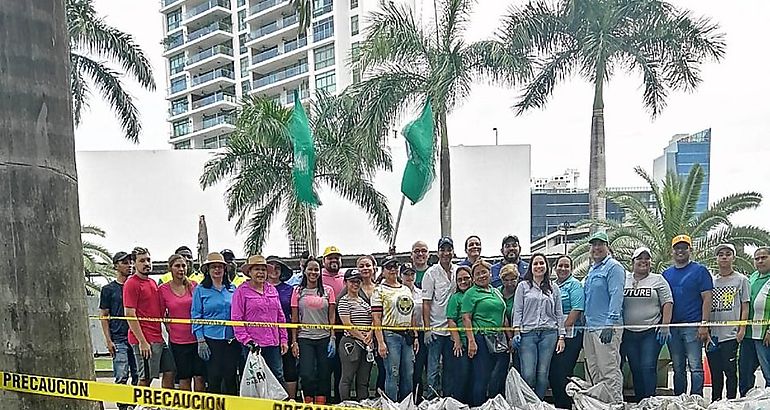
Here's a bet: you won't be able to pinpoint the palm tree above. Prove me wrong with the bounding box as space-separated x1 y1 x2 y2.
82 225 115 292
570 165 770 275
502 0 726 223
67 0 155 143
200 93 393 255
347 0 531 237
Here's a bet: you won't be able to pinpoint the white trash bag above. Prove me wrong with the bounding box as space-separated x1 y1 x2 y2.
707 387 770 410
239 350 288 400
504 367 557 410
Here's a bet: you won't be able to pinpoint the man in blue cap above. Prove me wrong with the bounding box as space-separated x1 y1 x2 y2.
490 235 528 288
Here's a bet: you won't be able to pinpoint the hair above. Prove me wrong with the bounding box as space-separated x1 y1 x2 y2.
168 254 194 292
755 247 770 256
201 261 233 290
455 265 472 292
555 254 573 269
464 235 481 250
470 259 492 277
411 241 428 251
300 258 325 297
132 246 150 257
357 255 376 267
500 263 519 280
523 253 553 295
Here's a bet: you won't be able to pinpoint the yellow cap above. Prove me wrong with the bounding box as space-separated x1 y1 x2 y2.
322 246 342 257
671 234 692 247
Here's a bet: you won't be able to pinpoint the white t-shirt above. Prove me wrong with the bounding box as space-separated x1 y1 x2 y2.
422 263 456 336
371 283 414 327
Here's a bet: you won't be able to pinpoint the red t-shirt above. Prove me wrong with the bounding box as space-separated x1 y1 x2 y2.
158 281 197 344
123 274 164 344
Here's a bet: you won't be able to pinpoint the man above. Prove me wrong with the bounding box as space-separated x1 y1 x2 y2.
663 234 713 396
583 231 624 403
123 247 175 388
322 246 345 297
158 245 203 284
490 235 528 288
99 251 138 408
411 241 430 287
459 235 482 267
222 248 246 286
422 236 457 399
708 243 749 401
739 246 770 396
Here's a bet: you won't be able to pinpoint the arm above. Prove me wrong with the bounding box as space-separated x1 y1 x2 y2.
291 307 300 345
422 272 434 333
372 311 386 358
99 308 115 357
422 300 433 332
662 302 673 325
462 313 476 358
124 308 148 345
606 264 625 326
327 287 336 338
191 287 206 341
699 290 713 341
158 287 171 334
512 284 524 335
553 286 565 337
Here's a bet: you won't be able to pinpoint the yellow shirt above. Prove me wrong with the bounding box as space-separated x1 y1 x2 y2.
157 271 204 285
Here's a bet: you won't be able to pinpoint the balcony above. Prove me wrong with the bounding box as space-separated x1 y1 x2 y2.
188 20 232 42
281 87 310 104
248 14 298 42
251 36 306 65
195 112 235 131
168 79 188 95
169 104 189 116
184 0 230 20
192 92 237 110
253 62 307 89
248 0 288 17
187 44 234 65
191 68 235 86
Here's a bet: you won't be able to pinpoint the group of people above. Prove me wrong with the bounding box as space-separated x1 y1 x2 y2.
97 233 770 409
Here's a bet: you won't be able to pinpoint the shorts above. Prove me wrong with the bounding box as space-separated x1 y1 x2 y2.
132 342 176 381
282 350 298 383
169 342 206 380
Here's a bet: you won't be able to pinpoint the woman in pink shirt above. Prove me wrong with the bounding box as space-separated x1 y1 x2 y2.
158 254 205 391
231 255 289 384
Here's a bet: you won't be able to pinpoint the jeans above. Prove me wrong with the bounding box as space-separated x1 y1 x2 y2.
549 332 582 409
425 334 452 398
112 341 138 385
519 329 558 399
668 327 704 396
621 329 662 401
382 331 415 401
469 334 508 407
707 339 738 401
739 338 770 396
298 337 331 397
445 344 470 403
413 331 428 400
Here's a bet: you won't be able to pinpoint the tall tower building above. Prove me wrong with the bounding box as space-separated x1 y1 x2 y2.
653 128 712 213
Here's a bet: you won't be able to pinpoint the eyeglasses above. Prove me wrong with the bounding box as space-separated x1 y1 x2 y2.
384 264 399 270
348 279 362 284
412 249 428 254
673 244 690 251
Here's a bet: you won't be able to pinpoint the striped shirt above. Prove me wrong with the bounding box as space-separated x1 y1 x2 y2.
337 294 372 337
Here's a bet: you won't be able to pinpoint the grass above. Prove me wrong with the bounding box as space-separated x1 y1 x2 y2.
95 357 112 372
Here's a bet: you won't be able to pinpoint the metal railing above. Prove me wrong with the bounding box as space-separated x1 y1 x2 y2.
196 112 235 131
169 104 189 116
192 92 237 110
251 36 307 65
248 14 298 41
253 63 307 88
188 20 232 41
184 0 230 20
161 0 182 7
191 68 235 86
249 0 287 16
187 44 234 65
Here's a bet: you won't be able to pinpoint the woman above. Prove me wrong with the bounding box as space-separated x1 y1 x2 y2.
548 255 585 409
620 247 673 402
191 252 239 394
357 255 377 301
231 255 289 387
267 256 299 400
290 257 336 405
159 254 205 392
499 264 521 372
739 247 770 397
511 253 565 399
446 265 472 403
338 269 374 400
400 263 427 400
372 255 419 402
462 260 508 407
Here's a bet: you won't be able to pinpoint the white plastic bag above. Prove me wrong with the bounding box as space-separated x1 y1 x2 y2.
504 367 556 410
239 350 288 400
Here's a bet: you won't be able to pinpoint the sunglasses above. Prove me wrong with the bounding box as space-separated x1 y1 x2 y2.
384 263 399 270
347 279 362 284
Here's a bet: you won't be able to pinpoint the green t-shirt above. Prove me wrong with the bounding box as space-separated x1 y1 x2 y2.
460 285 506 334
747 271 770 339
415 268 428 287
498 286 515 323
446 291 467 345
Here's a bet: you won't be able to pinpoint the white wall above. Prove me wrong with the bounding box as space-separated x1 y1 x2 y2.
75 144 530 259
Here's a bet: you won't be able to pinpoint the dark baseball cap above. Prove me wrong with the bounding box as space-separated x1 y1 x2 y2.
221 249 235 261
344 269 362 281
112 251 132 264
175 246 193 258
501 235 519 247
438 236 454 249
399 263 416 275
381 255 400 268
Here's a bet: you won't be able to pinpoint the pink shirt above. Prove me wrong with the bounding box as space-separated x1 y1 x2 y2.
231 282 288 347
158 281 198 344
322 268 344 298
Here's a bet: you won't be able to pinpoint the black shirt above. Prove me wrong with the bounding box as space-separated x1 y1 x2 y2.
99 280 129 343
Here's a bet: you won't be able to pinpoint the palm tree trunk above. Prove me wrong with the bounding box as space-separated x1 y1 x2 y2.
589 62 607 226
0 1 96 409
438 110 452 237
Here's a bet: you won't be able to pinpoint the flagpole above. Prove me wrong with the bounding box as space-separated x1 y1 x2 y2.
390 136 410 249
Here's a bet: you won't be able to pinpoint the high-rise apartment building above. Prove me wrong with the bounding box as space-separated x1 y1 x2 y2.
653 128 711 213
160 0 391 149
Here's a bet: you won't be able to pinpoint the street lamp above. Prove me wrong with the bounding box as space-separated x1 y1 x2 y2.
561 221 571 255
492 127 498 145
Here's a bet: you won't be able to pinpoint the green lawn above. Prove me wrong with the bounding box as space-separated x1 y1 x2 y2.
95 357 112 372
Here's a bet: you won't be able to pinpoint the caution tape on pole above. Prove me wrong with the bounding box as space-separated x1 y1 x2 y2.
0 371 368 410
90 315 770 332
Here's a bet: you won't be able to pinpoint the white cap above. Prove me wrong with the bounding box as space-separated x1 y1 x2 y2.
714 243 736 256
632 247 652 260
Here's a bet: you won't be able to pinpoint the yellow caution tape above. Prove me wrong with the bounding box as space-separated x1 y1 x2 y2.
0 371 366 410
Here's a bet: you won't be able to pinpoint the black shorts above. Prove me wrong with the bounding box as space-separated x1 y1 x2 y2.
282 351 298 382
169 342 206 380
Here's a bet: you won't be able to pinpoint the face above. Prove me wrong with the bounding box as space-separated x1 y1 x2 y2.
209 262 226 281
135 253 152 275
589 241 609 261
555 257 572 281
411 243 428 266
383 263 399 279
456 270 472 291
267 262 281 281
672 242 691 264
324 254 341 273
170 259 187 280
502 241 520 262
115 258 133 276
466 237 481 258
357 258 374 279
755 249 770 273
717 249 735 269
346 277 362 294
438 245 454 264
249 264 267 283
401 270 415 286
531 256 547 277
472 266 491 287
305 261 321 283
502 274 517 291
633 253 651 274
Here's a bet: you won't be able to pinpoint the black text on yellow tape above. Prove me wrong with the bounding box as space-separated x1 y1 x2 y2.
0 371 368 410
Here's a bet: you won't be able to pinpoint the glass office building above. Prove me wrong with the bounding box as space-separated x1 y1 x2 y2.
653 128 712 213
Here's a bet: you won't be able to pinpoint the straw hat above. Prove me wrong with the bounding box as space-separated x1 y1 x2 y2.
240 255 268 274
200 252 226 273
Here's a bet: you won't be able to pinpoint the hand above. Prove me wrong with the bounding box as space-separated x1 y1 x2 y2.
556 338 565 354
600 328 614 344
737 328 746 344
197 341 211 361
656 327 671 346
413 338 420 354
511 334 521 351
327 339 337 358
698 325 710 342
246 341 260 354
468 340 478 358
291 342 299 358
363 332 373 346
280 343 288 355
424 330 435 345
452 341 463 357
378 342 388 358
764 331 770 348
139 341 151 360
106 341 116 358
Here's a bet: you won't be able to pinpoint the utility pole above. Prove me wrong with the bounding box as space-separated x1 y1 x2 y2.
561 221 571 255
493 127 498 145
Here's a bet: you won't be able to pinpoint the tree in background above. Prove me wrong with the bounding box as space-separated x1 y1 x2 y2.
82 225 115 293
570 165 770 275
67 0 155 143
502 0 725 224
200 93 393 255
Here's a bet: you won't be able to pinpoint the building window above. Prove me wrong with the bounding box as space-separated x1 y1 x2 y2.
174 140 191 149
166 9 182 31
313 0 332 17
169 53 185 75
314 44 335 70
351 0 358 8
237 0 246 7
352 67 361 84
351 41 360 62
312 17 334 42
170 76 187 94
350 15 359 36
239 33 248 54
241 80 251 94
170 98 188 116
172 120 190 137
240 56 249 77
315 70 336 94
238 10 247 31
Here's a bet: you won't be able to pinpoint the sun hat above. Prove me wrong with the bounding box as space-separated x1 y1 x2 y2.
239 255 268 274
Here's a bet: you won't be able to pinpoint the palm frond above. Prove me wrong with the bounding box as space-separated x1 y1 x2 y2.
290 0 313 33
321 174 394 241
70 54 90 126
242 193 284 255
464 40 532 87
358 1 432 70
514 48 578 113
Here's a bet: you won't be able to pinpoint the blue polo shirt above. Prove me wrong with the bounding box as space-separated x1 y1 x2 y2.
490 259 529 288
662 261 713 323
558 275 585 314
191 284 236 340
584 255 625 329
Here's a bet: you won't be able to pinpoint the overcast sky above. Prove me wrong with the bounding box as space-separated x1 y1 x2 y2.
77 0 770 228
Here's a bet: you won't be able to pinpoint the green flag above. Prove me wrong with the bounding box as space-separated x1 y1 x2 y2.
401 100 435 204
288 91 318 205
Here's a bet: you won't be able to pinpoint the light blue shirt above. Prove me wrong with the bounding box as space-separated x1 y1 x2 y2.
191 284 236 340
584 255 625 329
558 275 585 315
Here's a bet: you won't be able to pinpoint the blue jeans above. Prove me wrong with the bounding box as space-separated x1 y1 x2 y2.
668 327 704 396
383 331 415 401
426 334 452 398
739 338 770 396
445 343 470 403
519 329 558 399
112 341 138 385
621 329 662 401
470 334 508 407
244 345 285 383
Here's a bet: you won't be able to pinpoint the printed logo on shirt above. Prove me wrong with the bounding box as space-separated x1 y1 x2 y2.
712 286 738 313
624 288 652 298
396 295 415 315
